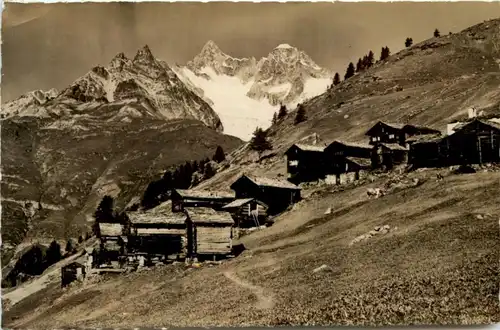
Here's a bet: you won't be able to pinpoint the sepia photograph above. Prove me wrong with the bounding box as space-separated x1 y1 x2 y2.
1 1 500 328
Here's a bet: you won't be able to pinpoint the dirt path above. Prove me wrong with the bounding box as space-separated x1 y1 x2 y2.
223 271 274 310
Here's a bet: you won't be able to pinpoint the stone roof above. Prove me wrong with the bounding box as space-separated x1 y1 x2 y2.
174 189 235 199
330 140 373 150
128 200 187 225
346 157 372 168
222 198 268 209
294 143 326 152
380 143 409 151
243 175 301 190
98 223 122 236
185 207 234 225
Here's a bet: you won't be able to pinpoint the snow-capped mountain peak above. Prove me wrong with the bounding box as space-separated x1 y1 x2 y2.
175 41 333 140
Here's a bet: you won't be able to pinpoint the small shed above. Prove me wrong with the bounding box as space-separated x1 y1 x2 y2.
324 140 374 175
98 223 123 238
407 135 446 168
184 207 234 258
378 143 409 169
171 189 235 212
61 262 86 288
230 175 301 215
445 119 500 165
222 198 269 228
365 121 406 145
127 200 188 258
284 143 327 183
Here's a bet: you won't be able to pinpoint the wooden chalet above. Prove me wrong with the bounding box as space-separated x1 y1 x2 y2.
285 143 327 183
365 121 440 146
408 135 446 168
444 119 500 165
185 207 234 258
376 143 409 169
97 222 127 260
171 189 235 212
365 121 406 146
127 201 188 259
324 140 374 174
61 262 86 288
229 175 301 215
222 198 269 228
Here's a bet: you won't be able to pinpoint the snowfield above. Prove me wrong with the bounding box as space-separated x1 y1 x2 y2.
180 67 276 141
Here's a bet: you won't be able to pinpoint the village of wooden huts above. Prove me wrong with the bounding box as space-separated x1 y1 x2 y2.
85 108 499 274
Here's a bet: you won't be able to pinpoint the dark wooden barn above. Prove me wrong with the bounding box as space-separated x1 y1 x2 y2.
444 119 500 165
366 121 440 147
324 140 374 174
185 207 234 259
222 198 269 228
407 135 446 168
127 201 188 259
171 189 235 212
285 143 327 183
365 121 406 146
97 223 127 263
61 262 86 288
229 175 301 215
376 143 409 169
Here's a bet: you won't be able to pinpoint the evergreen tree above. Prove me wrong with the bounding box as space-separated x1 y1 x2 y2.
344 62 355 80
65 239 75 255
93 195 114 236
203 162 216 179
294 104 307 125
272 112 278 125
380 46 391 61
78 235 83 244
249 127 272 153
434 28 440 38
366 51 374 68
356 58 364 73
405 37 413 47
45 240 62 266
333 73 341 86
212 146 226 163
277 104 288 120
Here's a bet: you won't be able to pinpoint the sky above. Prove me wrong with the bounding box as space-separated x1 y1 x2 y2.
2 2 500 102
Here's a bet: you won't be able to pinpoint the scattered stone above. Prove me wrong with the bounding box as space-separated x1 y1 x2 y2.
476 214 484 220
313 264 332 273
324 207 332 215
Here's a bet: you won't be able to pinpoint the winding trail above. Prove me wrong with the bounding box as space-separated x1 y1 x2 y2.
223 271 274 310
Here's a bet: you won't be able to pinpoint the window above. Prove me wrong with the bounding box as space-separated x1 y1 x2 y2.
289 160 298 166
389 134 395 139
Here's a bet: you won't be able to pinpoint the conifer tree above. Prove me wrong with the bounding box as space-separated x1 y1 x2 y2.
272 112 278 125
294 104 307 125
212 146 226 163
249 127 272 153
356 58 364 73
380 46 391 61
344 62 355 80
203 162 216 179
277 104 288 120
65 239 75 255
434 28 440 38
366 51 374 68
405 37 413 47
45 240 62 266
333 73 341 85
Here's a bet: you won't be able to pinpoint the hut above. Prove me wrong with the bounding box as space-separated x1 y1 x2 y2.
377 143 409 169
184 207 235 259
324 140 374 175
222 198 269 228
171 189 235 212
445 118 500 165
402 124 441 142
284 143 327 183
407 135 446 168
127 200 188 260
365 121 406 146
97 223 127 263
229 175 301 215
61 262 86 288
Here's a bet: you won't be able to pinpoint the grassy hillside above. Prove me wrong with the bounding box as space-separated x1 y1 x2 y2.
4 169 499 327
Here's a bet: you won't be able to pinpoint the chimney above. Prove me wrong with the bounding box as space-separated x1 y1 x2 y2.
468 107 477 119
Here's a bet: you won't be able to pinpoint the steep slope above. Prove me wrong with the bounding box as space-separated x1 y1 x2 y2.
4 170 499 327
176 41 332 140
